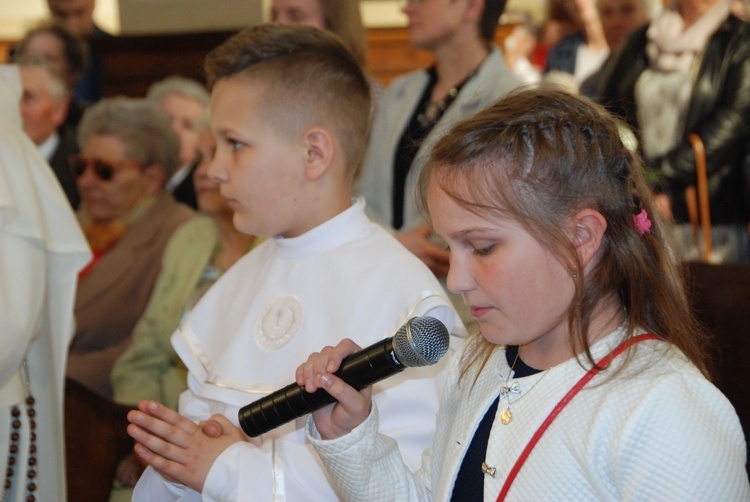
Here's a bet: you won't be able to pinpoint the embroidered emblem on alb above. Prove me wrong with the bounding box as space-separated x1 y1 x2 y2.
256 296 302 350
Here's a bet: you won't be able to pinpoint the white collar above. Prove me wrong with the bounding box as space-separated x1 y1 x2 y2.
38 132 60 161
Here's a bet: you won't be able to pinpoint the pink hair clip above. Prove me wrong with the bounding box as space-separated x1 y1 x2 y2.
633 209 652 236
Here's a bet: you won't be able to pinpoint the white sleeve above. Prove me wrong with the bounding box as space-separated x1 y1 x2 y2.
613 372 749 499
200 424 339 501
132 467 200 501
307 404 434 502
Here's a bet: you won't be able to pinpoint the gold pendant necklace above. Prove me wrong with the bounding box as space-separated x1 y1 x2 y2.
499 408 513 425
499 349 548 425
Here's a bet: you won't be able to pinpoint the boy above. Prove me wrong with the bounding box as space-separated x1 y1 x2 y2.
128 24 462 501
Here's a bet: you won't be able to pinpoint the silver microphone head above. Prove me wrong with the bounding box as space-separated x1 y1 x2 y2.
393 316 450 367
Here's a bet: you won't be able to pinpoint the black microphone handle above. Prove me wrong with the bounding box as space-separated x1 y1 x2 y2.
239 337 404 437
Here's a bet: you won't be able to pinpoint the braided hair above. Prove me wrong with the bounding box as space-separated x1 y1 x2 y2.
417 87 710 379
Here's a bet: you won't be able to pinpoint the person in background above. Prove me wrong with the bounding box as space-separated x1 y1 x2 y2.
16 55 80 209
66 97 195 400
599 0 750 264
12 19 89 130
108 113 262 501
296 87 750 500
270 0 384 119
579 0 658 97
0 64 91 502
502 11 542 85
731 0 749 18
355 0 520 325
46 0 112 103
125 24 461 501
147 76 211 209
543 0 610 91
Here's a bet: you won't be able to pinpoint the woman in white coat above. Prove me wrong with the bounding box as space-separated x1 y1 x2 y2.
356 0 521 279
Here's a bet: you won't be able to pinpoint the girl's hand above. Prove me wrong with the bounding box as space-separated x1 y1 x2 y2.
295 338 373 440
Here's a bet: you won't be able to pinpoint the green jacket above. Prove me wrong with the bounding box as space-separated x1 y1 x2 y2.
112 216 227 409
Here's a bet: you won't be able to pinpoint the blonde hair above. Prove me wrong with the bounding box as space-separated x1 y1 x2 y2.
317 0 368 69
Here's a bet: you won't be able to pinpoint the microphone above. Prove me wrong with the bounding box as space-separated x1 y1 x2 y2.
238 315 450 437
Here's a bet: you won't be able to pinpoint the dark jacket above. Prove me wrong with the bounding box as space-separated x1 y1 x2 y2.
598 15 750 225
545 32 585 76
48 124 81 209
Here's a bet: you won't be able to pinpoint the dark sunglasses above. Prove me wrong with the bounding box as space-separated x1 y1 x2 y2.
68 155 146 182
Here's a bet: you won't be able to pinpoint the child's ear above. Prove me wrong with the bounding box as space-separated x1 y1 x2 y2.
303 127 333 181
571 208 607 269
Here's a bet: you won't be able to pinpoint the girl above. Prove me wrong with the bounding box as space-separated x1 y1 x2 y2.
296 87 749 500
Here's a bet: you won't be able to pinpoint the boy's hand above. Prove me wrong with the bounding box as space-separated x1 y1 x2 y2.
295 339 373 440
115 452 146 487
396 225 450 277
127 401 245 492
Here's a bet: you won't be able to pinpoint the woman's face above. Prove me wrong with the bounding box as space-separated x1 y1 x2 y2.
401 0 474 52
193 128 232 219
271 0 327 29
76 134 155 223
159 94 206 167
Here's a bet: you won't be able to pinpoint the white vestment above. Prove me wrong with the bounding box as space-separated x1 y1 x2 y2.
134 197 463 501
0 65 91 502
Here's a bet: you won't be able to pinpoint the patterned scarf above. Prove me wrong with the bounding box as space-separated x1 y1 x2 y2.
645 1 731 73
77 196 156 279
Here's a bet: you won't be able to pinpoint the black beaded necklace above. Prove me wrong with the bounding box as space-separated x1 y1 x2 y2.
2 365 38 502
416 66 480 128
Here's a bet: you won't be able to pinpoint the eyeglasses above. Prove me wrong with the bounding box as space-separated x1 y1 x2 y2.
68 154 147 182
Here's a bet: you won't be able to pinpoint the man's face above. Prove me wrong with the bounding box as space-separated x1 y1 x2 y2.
19 66 68 146
47 0 96 37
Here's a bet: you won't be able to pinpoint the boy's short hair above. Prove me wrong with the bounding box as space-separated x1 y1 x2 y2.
205 24 371 180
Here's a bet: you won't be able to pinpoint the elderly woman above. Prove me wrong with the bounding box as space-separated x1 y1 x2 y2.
13 19 89 130
66 97 195 399
599 0 750 264
146 76 211 209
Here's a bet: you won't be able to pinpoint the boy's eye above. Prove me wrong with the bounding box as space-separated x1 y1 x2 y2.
472 244 496 256
228 139 244 150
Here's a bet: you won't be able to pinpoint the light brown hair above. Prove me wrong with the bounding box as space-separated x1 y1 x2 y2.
205 24 371 181
417 87 710 380
317 0 368 69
